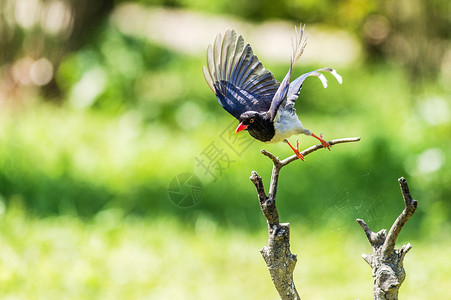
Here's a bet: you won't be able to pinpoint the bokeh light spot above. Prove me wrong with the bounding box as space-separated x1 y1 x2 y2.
416 96 450 125
30 57 54 86
416 148 445 174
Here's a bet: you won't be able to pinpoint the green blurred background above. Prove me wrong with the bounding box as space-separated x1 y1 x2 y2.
0 0 450 299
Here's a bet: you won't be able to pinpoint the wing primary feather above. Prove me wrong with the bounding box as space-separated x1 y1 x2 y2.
221 30 232 81
202 65 215 92
206 44 216 84
224 30 237 82
237 59 261 87
229 35 245 82
204 29 281 119
204 27 343 122
243 72 272 91
233 47 253 85
246 74 277 92
230 53 248 84
213 33 222 82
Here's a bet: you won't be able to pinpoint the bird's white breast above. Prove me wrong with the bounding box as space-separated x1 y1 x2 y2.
267 109 307 143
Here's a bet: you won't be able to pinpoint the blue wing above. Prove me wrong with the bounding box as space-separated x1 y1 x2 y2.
203 29 279 120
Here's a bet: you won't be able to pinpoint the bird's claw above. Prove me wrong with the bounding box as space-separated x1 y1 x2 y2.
294 150 305 161
286 139 304 160
312 133 331 150
320 139 331 150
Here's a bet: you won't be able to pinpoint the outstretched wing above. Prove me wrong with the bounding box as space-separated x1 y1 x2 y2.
267 25 343 119
203 29 279 120
285 67 343 107
268 24 308 121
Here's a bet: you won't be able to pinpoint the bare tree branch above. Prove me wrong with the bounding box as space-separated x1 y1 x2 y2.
280 137 361 166
262 149 280 164
250 136 361 299
250 171 279 227
261 223 299 300
383 177 418 258
357 177 418 300
357 219 386 250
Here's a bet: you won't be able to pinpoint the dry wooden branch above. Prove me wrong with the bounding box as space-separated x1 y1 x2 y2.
357 177 418 300
250 137 361 300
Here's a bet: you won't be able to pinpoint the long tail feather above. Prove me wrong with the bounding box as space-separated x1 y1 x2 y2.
286 67 343 106
292 24 308 64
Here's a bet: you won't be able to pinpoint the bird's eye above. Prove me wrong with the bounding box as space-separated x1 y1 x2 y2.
249 118 254 123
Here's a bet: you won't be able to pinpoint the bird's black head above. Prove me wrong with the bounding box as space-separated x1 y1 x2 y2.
235 111 275 142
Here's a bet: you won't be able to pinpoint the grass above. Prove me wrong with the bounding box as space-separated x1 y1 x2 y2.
0 203 449 300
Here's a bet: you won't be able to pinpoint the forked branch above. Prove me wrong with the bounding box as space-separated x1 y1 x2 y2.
250 137 361 300
357 177 418 300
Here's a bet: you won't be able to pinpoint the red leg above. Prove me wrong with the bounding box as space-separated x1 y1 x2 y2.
311 133 331 150
285 139 304 161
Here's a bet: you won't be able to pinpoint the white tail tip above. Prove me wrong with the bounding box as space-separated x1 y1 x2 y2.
318 74 328 88
331 69 343 84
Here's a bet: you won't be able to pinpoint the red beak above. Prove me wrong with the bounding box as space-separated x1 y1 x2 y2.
235 122 248 133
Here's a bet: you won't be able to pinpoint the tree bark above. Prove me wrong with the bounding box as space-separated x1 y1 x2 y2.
357 177 418 300
250 137 361 299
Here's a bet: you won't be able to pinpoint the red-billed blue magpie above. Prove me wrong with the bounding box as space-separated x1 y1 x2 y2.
203 25 342 160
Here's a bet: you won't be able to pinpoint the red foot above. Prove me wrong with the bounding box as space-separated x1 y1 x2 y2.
312 133 331 150
285 139 304 161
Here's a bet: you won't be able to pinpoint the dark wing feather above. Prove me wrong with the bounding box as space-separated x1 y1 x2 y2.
203 29 279 120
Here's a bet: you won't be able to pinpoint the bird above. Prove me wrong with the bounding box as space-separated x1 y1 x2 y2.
202 24 342 160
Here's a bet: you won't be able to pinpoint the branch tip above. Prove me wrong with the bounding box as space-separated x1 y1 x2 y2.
356 218 371 232
250 170 259 180
261 149 280 164
356 218 366 225
402 243 412 252
398 176 417 208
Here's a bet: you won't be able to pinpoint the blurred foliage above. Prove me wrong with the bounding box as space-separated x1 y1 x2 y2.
138 0 450 85
0 0 114 98
0 208 450 299
0 24 449 236
0 0 449 233
0 1 450 297
1 0 449 102
140 0 376 26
